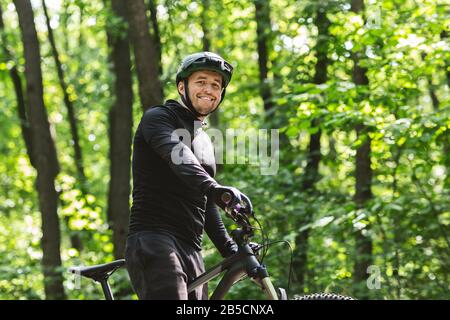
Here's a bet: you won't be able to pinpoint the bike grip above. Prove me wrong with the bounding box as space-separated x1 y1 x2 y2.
221 192 232 204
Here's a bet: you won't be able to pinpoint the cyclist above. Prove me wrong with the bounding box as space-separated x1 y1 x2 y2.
125 52 253 300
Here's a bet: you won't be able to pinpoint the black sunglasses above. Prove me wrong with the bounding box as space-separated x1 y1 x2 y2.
192 57 233 74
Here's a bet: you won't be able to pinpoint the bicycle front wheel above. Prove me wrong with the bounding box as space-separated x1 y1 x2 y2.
292 292 355 300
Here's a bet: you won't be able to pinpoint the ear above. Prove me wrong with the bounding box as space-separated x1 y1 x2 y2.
177 81 185 96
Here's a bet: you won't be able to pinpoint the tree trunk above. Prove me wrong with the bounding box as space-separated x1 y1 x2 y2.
42 0 84 252
42 0 86 185
126 0 163 111
292 3 330 292
351 0 373 299
253 0 273 112
200 0 220 128
0 4 35 167
302 4 329 191
200 0 211 53
302 126 322 191
147 0 162 75
13 0 65 299
292 227 310 291
106 0 133 259
443 30 450 87
353 124 373 293
439 30 450 190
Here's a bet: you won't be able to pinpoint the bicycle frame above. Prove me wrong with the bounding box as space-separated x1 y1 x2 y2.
188 229 279 300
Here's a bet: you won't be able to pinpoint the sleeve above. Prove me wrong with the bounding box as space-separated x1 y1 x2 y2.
141 107 218 195
204 196 238 257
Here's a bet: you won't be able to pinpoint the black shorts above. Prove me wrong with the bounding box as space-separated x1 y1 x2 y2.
125 230 207 300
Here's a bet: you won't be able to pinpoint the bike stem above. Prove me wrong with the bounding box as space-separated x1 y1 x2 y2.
231 228 279 300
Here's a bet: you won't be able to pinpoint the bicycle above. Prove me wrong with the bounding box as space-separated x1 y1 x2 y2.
69 195 355 300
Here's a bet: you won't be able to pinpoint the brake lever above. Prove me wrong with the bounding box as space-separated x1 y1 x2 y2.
222 192 253 218
224 203 241 222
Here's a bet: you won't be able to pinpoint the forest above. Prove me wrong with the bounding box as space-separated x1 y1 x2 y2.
0 0 448 300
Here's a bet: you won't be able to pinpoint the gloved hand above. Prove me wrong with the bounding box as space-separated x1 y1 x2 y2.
207 185 253 215
222 240 238 258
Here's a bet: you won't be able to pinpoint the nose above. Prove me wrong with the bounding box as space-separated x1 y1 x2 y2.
202 83 214 94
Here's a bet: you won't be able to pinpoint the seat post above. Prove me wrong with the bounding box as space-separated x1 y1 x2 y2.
99 279 114 300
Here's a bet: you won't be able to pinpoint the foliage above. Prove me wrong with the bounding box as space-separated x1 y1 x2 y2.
0 0 448 299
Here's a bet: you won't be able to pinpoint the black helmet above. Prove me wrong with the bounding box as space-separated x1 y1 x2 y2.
176 52 233 88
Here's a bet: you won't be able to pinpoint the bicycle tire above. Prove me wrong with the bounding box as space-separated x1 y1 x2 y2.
292 292 355 300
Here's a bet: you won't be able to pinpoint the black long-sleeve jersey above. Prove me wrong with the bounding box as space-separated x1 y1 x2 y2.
129 100 234 256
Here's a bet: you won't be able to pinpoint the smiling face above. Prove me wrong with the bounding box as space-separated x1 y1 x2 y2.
178 70 223 118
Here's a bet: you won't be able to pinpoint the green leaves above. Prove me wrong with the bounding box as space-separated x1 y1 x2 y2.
0 0 448 300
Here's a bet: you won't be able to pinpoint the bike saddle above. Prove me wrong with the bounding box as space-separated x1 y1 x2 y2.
69 259 126 282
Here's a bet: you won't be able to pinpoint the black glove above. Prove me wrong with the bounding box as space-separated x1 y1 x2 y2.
223 240 239 257
207 185 253 215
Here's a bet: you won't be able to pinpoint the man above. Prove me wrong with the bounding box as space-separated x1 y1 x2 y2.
125 52 253 300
